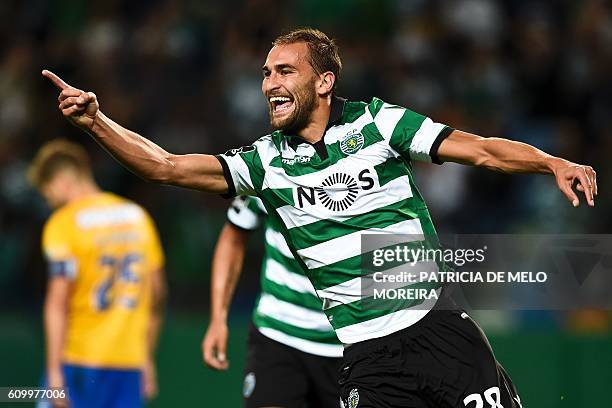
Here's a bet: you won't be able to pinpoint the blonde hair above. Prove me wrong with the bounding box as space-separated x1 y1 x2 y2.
28 139 93 188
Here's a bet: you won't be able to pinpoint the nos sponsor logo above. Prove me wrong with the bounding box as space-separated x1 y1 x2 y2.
295 169 375 211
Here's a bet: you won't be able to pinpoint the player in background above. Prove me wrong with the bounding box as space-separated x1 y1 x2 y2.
41 27 597 407
202 195 343 407
29 140 167 408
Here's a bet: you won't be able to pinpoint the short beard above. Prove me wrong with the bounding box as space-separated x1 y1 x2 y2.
269 79 318 134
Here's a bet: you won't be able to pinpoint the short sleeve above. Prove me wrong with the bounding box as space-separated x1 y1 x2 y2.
42 214 77 280
216 143 267 198
377 102 454 164
227 196 267 231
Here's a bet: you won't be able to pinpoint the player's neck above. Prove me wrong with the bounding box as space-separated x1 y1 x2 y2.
66 181 101 204
296 97 332 144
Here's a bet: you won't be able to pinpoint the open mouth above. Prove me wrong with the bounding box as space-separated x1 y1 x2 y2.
269 96 294 115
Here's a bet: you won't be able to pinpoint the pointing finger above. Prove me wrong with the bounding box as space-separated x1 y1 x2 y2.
42 69 70 91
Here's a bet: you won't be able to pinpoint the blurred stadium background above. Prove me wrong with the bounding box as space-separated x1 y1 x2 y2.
1 0 611 406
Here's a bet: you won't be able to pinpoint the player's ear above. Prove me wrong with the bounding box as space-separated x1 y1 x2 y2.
316 71 335 96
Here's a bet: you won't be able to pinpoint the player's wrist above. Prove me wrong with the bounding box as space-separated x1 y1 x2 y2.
47 368 64 387
546 156 570 175
210 307 229 324
88 110 104 135
209 315 228 326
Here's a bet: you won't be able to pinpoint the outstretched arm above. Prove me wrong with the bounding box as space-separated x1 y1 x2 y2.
202 223 250 370
42 70 228 193
437 130 597 207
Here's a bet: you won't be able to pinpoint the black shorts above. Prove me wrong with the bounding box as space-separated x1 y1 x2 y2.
339 310 521 408
244 325 342 408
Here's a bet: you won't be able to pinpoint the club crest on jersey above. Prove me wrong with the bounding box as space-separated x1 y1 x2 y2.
348 388 360 408
340 130 364 155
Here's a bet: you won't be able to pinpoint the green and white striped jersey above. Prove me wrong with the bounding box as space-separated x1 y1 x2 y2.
217 97 453 344
227 196 343 357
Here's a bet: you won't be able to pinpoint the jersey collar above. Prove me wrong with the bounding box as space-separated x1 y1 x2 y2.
285 95 346 150
327 95 346 129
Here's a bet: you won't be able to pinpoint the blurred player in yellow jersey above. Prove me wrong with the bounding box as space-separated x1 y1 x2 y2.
28 139 167 408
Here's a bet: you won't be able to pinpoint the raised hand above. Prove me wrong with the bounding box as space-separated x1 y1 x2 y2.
42 70 99 131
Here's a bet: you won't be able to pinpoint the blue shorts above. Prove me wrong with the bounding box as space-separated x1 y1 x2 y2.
40 364 142 408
